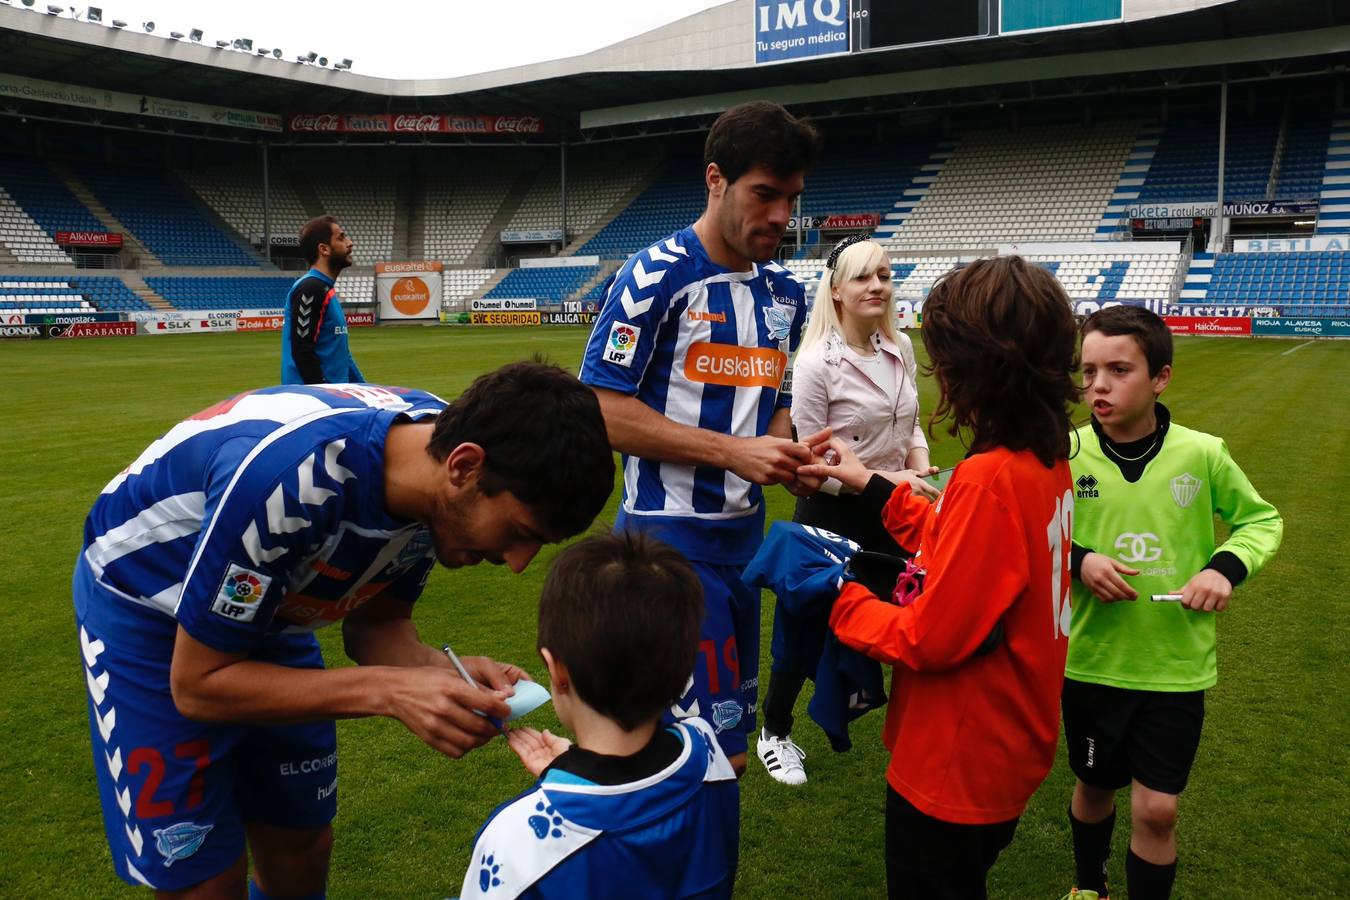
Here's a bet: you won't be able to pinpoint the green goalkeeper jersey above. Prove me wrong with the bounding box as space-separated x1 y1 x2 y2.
1068 418 1283 691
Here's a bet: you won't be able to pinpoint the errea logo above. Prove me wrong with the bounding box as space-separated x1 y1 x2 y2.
1076 474 1100 499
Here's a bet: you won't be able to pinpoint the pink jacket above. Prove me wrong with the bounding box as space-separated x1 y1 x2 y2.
790 329 928 482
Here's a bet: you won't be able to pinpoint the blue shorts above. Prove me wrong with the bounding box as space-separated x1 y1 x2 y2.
77 615 338 891
665 561 760 759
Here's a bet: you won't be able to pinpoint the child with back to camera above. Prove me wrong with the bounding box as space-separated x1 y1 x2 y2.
459 532 740 900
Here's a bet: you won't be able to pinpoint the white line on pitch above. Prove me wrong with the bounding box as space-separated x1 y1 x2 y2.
1280 340 1316 356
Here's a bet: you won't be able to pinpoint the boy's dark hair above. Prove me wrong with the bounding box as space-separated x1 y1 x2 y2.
704 101 821 184
537 533 703 732
299 215 338 265
428 360 614 537
922 256 1082 467
1082 305 1174 377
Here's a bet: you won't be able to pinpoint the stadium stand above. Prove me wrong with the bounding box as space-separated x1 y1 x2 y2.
179 164 310 251
880 122 1137 248
76 276 153 312
0 277 92 313
504 153 657 238
71 163 260 267
1136 114 1280 203
0 155 108 263
145 276 294 310
443 268 497 305
799 144 937 220
303 166 396 266
1276 114 1332 200
483 265 600 304
422 164 518 265
577 158 706 259
1318 113 1350 234
1184 250 1350 312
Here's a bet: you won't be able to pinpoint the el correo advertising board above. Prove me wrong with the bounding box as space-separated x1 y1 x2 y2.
0 73 282 132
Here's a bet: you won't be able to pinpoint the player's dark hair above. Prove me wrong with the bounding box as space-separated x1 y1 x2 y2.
538 532 703 732
704 100 821 184
1081 305 1174 377
427 359 614 537
922 256 1081 467
299 215 338 265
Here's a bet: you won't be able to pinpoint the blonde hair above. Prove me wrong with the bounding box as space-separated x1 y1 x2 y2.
798 239 898 354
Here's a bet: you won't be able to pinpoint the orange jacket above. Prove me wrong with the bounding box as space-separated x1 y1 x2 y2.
830 448 1073 824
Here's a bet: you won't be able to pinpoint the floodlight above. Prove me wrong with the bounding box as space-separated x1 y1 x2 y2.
335 58 352 70
304 50 317 62
215 39 229 48
256 47 268 56
317 56 327 66
46 4 63 13
21 0 35 7
86 6 101 22
188 28 202 41
111 18 126 27
233 37 251 51
169 31 184 39
271 47 282 58
141 20 153 32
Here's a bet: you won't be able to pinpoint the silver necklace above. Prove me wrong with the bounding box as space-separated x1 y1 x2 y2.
1104 436 1157 462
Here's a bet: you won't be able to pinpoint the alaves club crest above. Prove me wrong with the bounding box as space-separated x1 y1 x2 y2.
1171 473 1202 508
154 822 213 866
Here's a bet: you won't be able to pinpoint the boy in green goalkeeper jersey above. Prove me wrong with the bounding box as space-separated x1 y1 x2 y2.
1060 306 1283 900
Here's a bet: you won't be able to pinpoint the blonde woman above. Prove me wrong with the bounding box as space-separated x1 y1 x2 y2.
756 234 937 787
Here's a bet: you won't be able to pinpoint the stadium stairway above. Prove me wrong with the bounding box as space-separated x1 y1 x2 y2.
1317 113 1350 234
47 162 164 270
287 170 327 221
0 239 17 266
1179 252 1214 302
568 261 621 304
467 171 536 267
173 174 274 269
561 158 665 256
121 272 172 310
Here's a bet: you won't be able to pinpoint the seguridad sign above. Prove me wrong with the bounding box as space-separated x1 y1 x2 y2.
471 312 541 326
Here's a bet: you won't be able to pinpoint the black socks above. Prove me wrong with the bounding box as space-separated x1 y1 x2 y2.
1126 847 1177 900
1068 806 1115 895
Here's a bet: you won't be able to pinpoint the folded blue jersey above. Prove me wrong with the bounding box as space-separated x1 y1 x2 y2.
742 522 887 752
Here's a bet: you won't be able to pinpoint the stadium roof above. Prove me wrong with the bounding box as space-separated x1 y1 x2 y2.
1 0 1347 141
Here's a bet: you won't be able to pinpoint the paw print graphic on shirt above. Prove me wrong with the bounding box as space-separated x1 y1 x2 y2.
478 853 502 892
528 801 564 840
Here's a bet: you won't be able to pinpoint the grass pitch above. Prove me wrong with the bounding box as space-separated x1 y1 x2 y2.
0 327 1345 898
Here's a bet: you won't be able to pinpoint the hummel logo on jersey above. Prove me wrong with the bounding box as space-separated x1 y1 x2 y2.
1076 474 1100 499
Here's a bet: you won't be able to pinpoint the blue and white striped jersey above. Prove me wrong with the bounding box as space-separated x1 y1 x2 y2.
578 226 807 563
75 384 444 655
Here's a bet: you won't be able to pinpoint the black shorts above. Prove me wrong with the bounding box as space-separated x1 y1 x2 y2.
885 786 1019 900
1062 678 1205 795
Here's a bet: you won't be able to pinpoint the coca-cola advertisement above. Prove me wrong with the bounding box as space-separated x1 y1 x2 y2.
288 113 342 132
394 114 446 133
289 113 545 135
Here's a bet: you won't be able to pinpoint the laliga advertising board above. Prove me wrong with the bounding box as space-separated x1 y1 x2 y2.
376 262 442 321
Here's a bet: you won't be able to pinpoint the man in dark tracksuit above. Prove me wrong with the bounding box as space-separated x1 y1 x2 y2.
281 216 366 384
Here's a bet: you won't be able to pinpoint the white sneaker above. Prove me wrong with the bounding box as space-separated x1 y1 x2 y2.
756 729 807 785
